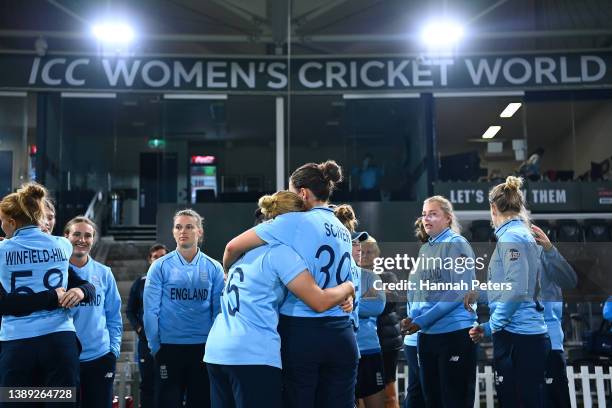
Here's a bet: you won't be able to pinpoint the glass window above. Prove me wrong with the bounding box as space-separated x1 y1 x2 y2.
435 95 526 183
288 95 426 201
0 95 29 198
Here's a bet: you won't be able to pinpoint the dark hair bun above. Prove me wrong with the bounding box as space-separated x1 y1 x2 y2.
319 160 343 185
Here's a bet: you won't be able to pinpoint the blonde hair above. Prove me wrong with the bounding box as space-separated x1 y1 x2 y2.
173 209 204 244
333 204 358 233
414 217 429 243
489 176 527 216
0 182 47 227
63 216 98 239
258 191 307 219
362 236 381 258
423 195 461 233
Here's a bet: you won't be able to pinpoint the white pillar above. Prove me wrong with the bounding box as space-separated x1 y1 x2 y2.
275 96 285 191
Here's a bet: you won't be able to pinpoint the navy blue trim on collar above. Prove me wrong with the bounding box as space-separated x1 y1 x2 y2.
176 249 201 265
428 227 452 244
13 225 39 237
494 218 523 238
312 206 334 213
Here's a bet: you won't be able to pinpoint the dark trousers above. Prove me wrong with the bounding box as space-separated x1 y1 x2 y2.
79 352 116 408
543 350 571 408
137 339 155 408
154 343 209 408
207 364 282 408
492 330 551 408
403 345 425 408
417 328 477 408
278 316 359 408
0 331 79 408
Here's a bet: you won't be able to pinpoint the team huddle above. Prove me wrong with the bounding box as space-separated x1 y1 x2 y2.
0 160 576 408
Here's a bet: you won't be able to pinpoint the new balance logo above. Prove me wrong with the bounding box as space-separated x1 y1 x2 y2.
376 372 384 386
449 356 460 362
545 378 554 385
104 372 114 379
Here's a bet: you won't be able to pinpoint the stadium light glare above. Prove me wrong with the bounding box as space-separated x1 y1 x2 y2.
482 126 501 139
420 20 464 48
500 102 522 118
92 22 135 44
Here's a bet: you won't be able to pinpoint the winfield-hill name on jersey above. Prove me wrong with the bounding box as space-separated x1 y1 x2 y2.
5 248 68 266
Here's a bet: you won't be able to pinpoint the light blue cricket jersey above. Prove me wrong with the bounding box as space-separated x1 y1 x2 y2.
0 226 74 340
357 268 386 354
349 258 361 331
71 257 122 361
540 246 576 351
204 244 307 368
254 207 354 318
409 228 477 334
144 249 224 355
483 219 547 337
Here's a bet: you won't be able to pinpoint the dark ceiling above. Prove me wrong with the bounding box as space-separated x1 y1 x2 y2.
1 0 612 56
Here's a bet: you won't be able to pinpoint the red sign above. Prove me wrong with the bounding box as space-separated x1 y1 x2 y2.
190 155 216 164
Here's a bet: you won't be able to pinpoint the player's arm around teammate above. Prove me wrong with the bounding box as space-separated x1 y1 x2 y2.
0 183 80 392
206 191 355 408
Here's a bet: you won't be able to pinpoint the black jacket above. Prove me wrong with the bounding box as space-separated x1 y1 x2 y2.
376 271 404 352
126 275 147 342
0 266 95 317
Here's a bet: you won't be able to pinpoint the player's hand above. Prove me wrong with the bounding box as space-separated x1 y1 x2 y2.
400 318 412 334
0 236 5 241
54 287 66 304
405 322 420 335
464 290 478 312
340 296 354 313
469 325 485 343
532 225 553 251
60 288 85 308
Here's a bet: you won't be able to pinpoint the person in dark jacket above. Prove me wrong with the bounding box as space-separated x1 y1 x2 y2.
376 269 404 408
126 243 168 408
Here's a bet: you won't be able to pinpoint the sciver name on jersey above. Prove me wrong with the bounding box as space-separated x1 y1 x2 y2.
253 206 354 318
205 244 307 368
0 226 75 341
71 258 123 362
143 249 224 355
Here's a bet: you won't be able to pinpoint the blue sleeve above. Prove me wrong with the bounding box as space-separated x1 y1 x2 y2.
254 215 298 247
104 268 123 358
489 238 529 333
359 271 385 318
541 246 577 290
413 238 475 330
210 261 225 320
144 261 163 355
271 245 308 285
604 297 612 321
